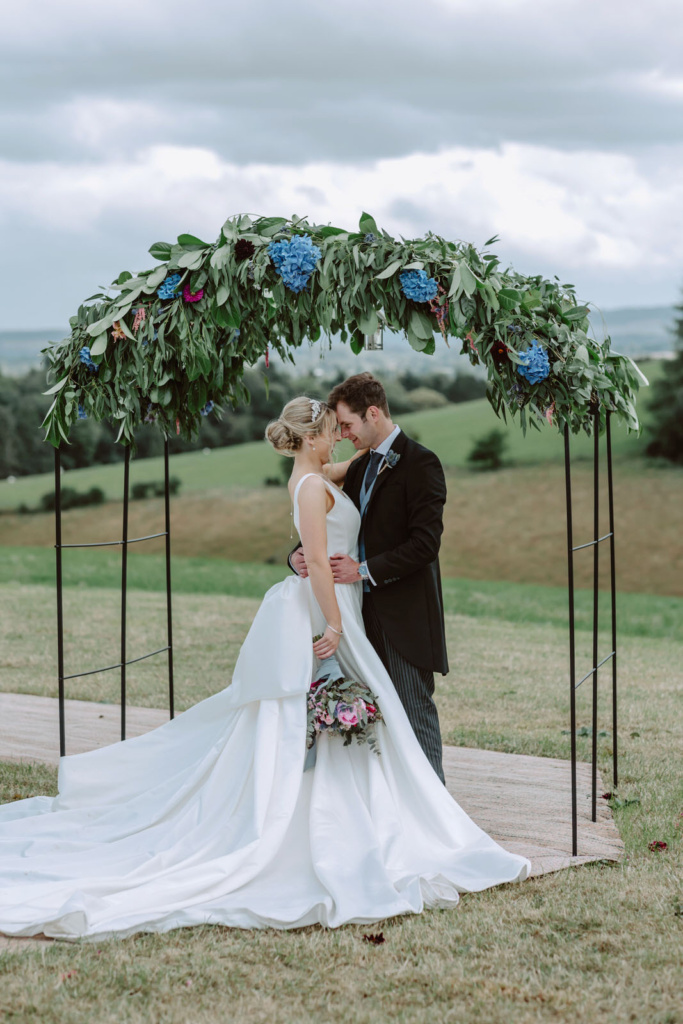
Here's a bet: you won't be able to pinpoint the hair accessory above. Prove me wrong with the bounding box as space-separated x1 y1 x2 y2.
310 399 322 421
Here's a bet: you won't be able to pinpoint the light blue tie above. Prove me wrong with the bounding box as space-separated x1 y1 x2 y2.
360 450 383 516
359 451 383 592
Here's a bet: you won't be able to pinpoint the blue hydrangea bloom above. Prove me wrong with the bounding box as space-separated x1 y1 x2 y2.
268 234 321 293
200 401 215 416
77 404 87 419
157 273 181 300
516 340 550 384
399 269 438 303
79 346 98 373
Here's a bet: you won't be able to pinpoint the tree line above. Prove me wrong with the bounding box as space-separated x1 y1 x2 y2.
2 320 680 480
0 364 486 479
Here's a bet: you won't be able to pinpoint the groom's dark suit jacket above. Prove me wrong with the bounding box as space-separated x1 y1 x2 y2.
346 430 449 676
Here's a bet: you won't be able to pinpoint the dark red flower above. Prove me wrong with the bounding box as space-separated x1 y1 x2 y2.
491 339 509 366
235 238 256 261
648 840 668 852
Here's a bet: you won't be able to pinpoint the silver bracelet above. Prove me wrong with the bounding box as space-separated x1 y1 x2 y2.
327 624 343 636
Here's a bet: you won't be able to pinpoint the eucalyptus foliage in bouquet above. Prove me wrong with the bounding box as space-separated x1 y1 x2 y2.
307 644 384 756
42 211 646 448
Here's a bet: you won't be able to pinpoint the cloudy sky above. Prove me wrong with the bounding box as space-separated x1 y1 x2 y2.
2 0 683 329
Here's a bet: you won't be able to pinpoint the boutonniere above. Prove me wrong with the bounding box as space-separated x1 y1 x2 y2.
379 449 401 475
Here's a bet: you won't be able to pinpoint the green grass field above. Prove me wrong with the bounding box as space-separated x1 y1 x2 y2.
1 546 682 644
0 359 664 512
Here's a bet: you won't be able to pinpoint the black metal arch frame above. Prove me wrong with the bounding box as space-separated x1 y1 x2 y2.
53 439 175 758
564 410 618 856
52 415 618 857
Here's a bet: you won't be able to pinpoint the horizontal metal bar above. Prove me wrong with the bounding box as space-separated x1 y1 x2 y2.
56 532 168 550
125 646 170 667
63 661 122 680
572 532 613 552
574 651 616 690
61 646 170 681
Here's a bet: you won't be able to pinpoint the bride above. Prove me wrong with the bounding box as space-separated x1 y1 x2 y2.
0 397 529 942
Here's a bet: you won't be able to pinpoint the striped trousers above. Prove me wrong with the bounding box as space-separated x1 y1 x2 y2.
362 596 445 785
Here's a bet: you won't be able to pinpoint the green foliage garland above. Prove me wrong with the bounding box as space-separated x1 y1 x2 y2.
42 212 647 447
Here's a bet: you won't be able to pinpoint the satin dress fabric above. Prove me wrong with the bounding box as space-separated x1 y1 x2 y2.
0 473 529 941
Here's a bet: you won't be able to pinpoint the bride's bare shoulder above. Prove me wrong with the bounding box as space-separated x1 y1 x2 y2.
288 472 326 500
289 473 334 513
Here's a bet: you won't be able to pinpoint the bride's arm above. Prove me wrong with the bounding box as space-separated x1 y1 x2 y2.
323 447 369 485
297 476 343 659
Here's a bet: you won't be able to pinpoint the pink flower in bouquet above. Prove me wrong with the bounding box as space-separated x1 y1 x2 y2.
337 705 359 728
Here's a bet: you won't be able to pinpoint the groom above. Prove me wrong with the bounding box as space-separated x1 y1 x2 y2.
291 372 449 783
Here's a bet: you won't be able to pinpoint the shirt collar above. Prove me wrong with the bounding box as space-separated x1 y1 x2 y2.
372 424 401 458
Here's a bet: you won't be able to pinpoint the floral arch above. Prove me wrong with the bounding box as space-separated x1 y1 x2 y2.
41 212 645 446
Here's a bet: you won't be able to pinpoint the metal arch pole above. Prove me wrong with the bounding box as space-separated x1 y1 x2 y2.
164 438 175 719
591 412 600 823
54 448 66 758
120 446 131 741
564 424 578 856
606 412 618 789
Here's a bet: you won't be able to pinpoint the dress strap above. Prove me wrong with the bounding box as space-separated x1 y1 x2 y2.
292 472 319 509
292 473 337 515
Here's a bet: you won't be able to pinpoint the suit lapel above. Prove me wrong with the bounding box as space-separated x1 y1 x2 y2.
363 430 408 518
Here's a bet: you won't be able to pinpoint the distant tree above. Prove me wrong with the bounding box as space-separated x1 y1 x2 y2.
467 429 508 470
399 369 486 405
404 386 449 411
646 296 683 464
444 372 487 404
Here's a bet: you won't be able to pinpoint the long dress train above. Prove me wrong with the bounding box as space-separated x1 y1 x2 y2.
0 473 529 941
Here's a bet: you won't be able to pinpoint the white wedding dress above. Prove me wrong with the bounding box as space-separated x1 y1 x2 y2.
0 474 529 942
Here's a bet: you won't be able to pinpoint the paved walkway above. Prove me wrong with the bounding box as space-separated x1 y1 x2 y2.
0 691 623 948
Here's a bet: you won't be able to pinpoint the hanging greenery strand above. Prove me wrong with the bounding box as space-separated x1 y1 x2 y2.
41 212 647 447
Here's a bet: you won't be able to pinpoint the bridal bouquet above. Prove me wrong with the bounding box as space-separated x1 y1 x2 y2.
307 641 384 756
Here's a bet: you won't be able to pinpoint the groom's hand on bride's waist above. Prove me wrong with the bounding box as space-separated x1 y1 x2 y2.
330 553 363 584
291 548 309 578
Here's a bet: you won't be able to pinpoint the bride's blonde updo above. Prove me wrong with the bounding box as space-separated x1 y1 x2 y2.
265 396 338 457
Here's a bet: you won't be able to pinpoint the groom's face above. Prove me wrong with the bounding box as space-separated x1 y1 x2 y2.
335 401 377 450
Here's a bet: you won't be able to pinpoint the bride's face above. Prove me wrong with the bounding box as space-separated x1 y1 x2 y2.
313 422 340 462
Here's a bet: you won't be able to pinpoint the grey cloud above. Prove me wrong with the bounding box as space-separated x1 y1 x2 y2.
1 0 683 164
